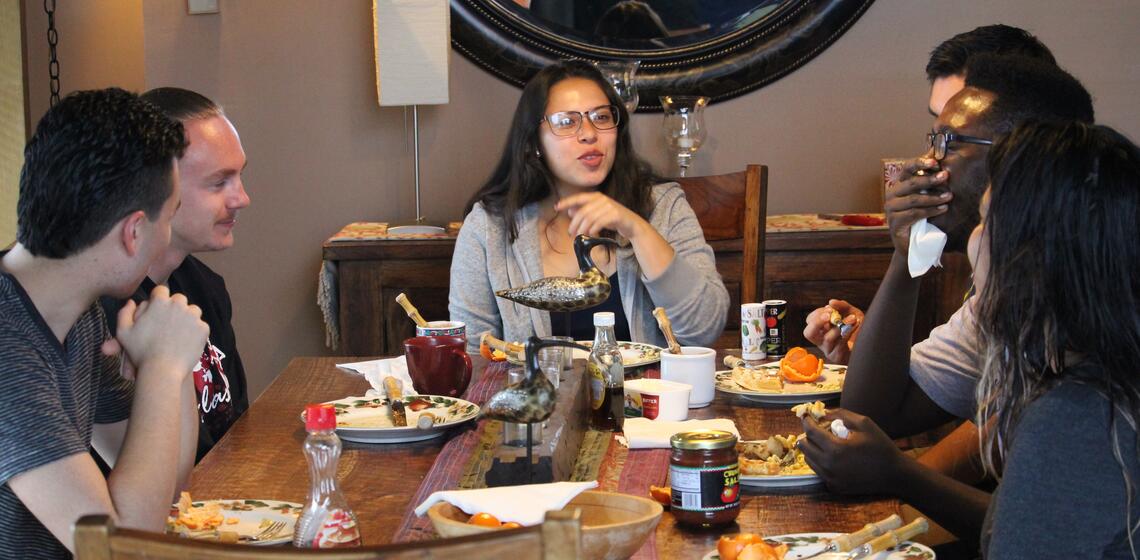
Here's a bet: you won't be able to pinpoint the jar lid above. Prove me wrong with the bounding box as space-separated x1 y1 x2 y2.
305 403 337 431
670 429 737 450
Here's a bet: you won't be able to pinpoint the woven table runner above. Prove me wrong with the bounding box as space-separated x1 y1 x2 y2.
393 363 672 559
392 361 509 542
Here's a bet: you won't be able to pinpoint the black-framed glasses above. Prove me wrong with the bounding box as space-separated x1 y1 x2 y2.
542 105 621 136
926 131 993 160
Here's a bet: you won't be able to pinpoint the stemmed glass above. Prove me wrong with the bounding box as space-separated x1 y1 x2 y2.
660 95 710 177
594 60 640 113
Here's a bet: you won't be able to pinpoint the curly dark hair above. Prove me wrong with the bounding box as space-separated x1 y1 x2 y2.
925 24 1055 81
976 120 1140 479
141 86 222 122
463 60 657 242
17 88 187 258
964 53 1094 135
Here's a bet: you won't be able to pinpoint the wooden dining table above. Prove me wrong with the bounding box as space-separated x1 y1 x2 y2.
186 353 901 558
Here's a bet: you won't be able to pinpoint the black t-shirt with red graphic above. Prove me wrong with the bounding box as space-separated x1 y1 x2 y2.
101 255 249 462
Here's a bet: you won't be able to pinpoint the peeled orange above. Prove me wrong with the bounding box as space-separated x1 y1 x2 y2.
779 347 823 383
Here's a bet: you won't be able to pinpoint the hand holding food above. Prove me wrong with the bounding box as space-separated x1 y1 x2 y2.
796 408 906 496
802 300 863 364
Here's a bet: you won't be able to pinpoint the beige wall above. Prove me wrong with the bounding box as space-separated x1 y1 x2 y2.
20 0 1140 399
1 0 23 245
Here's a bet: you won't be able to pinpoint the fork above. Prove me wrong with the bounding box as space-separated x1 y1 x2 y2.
245 520 287 542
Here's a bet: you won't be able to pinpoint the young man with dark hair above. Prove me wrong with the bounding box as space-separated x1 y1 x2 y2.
102 87 251 462
925 24 1056 116
0 88 208 557
797 58 1095 549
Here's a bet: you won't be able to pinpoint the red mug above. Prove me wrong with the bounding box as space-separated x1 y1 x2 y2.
403 335 472 397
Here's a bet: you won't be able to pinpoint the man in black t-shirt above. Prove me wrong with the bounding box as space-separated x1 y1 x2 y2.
103 88 252 462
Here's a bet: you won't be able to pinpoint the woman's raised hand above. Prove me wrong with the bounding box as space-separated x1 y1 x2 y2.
555 191 648 240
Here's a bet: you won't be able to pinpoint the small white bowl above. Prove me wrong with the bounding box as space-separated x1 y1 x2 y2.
659 346 716 408
624 378 691 421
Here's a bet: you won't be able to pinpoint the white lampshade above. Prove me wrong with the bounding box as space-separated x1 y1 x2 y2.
374 0 450 107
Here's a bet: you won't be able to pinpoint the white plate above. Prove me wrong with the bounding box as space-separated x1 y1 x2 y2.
739 472 822 488
312 395 480 444
167 499 301 546
702 532 936 559
572 340 662 368
715 364 846 404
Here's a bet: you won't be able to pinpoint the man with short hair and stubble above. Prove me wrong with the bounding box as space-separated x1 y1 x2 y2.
807 24 1059 363
102 87 251 462
0 88 208 558
796 55 1094 550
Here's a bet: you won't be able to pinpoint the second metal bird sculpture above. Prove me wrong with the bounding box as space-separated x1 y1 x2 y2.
495 235 619 312
483 336 589 423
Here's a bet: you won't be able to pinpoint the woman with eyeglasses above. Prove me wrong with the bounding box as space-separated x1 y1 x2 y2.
449 60 728 349
973 120 1140 558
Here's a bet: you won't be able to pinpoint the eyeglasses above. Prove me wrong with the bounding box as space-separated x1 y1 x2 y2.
542 105 621 136
926 131 993 160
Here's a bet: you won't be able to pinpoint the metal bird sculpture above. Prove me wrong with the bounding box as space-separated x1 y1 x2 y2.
483 336 589 423
495 235 619 312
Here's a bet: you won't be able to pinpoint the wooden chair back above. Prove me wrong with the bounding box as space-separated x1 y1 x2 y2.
674 164 768 330
74 509 581 560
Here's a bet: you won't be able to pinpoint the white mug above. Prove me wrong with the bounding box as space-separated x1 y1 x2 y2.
659 346 716 408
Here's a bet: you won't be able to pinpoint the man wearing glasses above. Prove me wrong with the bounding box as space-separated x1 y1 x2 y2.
797 54 1094 550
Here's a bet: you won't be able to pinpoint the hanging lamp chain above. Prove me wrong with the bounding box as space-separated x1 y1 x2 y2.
45 0 60 107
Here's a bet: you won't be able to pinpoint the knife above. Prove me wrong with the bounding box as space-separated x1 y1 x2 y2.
843 517 928 559
383 376 407 427
798 514 902 559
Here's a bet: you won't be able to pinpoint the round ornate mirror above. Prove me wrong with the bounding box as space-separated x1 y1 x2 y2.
452 0 875 111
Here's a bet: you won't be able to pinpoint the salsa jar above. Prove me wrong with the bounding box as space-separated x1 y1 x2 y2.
669 430 740 527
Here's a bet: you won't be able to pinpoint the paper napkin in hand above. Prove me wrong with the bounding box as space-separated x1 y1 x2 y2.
621 418 740 449
336 356 418 396
414 481 598 526
908 218 947 278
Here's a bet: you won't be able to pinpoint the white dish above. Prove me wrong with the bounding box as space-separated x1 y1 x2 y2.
310 395 479 444
702 532 936 559
738 472 822 489
572 340 662 368
714 364 846 405
166 499 301 546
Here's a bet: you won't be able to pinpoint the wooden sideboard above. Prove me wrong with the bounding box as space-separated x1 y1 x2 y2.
322 229 971 356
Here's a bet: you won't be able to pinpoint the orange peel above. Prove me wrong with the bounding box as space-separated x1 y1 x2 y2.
779 347 823 383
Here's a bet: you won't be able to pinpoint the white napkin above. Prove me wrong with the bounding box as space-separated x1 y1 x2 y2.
620 418 740 449
908 218 947 277
414 481 598 526
336 356 418 396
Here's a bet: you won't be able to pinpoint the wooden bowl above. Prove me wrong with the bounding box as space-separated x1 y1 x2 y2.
427 490 663 559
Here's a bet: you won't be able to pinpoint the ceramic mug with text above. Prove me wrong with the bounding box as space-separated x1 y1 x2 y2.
403 335 472 397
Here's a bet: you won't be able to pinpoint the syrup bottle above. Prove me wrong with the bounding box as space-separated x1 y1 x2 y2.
293 403 362 548
587 312 625 431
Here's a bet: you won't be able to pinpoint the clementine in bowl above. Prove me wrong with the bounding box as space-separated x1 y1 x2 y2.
778 347 823 383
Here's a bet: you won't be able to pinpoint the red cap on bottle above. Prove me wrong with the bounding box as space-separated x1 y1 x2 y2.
305 403 337 431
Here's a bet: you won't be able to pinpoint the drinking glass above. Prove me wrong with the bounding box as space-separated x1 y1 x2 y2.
537 347 562 390
595 60 640 113
503 365 542 446
660 95 710 177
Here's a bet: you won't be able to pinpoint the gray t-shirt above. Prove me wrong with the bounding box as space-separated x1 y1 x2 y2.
982 376 1140 558
0 272 134 558
909 297 982 419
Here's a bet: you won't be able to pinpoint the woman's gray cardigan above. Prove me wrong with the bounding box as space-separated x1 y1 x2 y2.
448 183 729 351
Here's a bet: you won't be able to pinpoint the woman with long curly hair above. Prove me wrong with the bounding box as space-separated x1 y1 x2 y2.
974 120 1140 558
449 60 728 349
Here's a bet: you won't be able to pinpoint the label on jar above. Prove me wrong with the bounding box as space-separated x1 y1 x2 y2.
669 462 740 512
640 393 659 419
587 362 605 410
311 509 361 548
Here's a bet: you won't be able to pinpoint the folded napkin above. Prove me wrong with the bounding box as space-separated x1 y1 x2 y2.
908 218 947 278
413 481 598 526
336 356 418 396
620 417 740 449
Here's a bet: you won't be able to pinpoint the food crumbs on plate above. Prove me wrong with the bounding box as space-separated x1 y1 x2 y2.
225 517 239 524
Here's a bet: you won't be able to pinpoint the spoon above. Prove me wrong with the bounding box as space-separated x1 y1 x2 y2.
652 307 682 354
395 292 428 328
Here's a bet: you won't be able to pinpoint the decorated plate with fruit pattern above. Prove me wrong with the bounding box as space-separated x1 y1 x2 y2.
307 395 479 444
701 532 935 559
166 499 301 546
572 341 662 368
714 365 846 405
